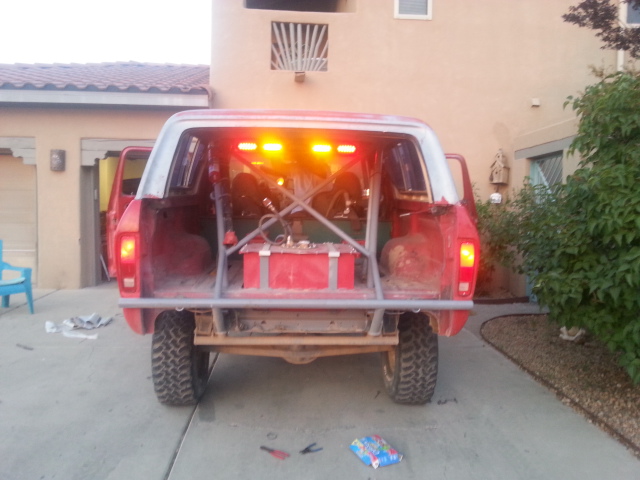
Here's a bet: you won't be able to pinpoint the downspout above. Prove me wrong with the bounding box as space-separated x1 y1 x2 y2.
200 84 215 108
618 1 626 71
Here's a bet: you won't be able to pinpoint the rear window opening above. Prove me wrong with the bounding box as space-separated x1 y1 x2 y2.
167 127 433 205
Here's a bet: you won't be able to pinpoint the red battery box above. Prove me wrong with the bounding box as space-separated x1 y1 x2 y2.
240 242 358 289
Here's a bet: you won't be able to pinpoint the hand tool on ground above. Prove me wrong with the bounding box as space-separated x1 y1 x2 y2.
260 445 290 460
300 442 323 454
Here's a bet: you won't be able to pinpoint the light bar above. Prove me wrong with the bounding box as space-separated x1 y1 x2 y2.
238 142 257 151
337 145 357 154
312 144 332 153
263 143 283 152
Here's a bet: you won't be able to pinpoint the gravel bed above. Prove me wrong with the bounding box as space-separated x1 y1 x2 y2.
481 314 640 458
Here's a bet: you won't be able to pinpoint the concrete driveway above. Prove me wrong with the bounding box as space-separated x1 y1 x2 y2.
1 284 638 479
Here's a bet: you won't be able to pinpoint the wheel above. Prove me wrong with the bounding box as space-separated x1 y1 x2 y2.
381 312 438 405
151 310 212 405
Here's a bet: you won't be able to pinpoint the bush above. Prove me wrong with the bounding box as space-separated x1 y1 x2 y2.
513 72 640 384
474 197 518 293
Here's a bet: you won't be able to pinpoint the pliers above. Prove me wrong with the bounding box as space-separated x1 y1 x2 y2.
300 442 323 454
260 445 290 460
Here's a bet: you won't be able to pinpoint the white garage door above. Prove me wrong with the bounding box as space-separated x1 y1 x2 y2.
0 155 37 284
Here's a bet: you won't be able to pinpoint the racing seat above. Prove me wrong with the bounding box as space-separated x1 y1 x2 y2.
231 173 265 217
312 172 363 231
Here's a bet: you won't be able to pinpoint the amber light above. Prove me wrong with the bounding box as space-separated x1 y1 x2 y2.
337 144 357 154
120 236 136 264
312 144 332 153
238 142 257 151
263 143 283 152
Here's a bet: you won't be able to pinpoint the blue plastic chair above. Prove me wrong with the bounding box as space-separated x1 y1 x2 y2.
0 240 34 314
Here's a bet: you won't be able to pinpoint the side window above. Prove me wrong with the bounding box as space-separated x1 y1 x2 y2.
530 151 563 190
626 2 640 24
394 0 432 20
383 140 429 194
169 135 206 193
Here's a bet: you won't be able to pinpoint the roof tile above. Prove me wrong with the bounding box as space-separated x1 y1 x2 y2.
0 62 209 94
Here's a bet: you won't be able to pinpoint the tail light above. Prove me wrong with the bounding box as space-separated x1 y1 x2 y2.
118 234 139 293
458 241 476 296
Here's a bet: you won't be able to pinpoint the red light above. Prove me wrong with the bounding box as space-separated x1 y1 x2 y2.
238 142 257 151
337 145 356 154
120 235 136 264
458 242 476 296
460 243 475 268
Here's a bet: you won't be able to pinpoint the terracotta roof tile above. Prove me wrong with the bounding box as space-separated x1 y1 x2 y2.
0 62 209 94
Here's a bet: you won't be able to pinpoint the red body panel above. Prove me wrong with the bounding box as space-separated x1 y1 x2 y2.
106 147 152 277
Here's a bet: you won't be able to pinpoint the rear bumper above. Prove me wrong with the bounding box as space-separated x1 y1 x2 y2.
119 297 473 311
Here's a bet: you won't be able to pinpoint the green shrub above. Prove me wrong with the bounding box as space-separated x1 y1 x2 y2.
513 72 640 384
474 197 518 292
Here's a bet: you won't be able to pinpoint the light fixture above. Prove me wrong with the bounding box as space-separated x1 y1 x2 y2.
50 149 66 171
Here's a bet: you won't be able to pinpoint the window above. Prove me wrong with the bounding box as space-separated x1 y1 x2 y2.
169 135 206 192
530 151 563 190
383 140 429 194
394 0 432 20
271 22 328 71
246 0 355 13
626 2 640 25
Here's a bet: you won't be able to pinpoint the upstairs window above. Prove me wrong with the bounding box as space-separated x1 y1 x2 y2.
394 0 432 20
626 2 640 25
271 22 328 71
246 0 355 13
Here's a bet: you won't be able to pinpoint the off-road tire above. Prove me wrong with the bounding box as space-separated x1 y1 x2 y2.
151 310 211 406
381 312 438 405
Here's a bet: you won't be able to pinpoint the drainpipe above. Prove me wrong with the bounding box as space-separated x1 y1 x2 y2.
618 2 625 71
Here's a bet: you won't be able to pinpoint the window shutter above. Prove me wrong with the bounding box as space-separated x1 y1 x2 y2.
398 0 429 16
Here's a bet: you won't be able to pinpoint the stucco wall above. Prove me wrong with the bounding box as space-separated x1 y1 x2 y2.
1 107 174 288
209 0 616 200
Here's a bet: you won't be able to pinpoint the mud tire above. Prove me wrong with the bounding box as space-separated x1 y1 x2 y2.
381 312 438 405
151 310 211 405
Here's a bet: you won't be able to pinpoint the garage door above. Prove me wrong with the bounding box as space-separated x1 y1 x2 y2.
0 155 37 284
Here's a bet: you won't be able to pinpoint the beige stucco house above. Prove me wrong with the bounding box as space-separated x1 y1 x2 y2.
209 0 635 294
0 63 210 288
1 0 636 293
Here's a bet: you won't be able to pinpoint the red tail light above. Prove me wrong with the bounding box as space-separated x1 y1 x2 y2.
120 235 136 264
118 234 139 292
458 242 476 296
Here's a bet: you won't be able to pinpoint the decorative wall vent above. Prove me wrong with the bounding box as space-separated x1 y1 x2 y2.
271 22 328 71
